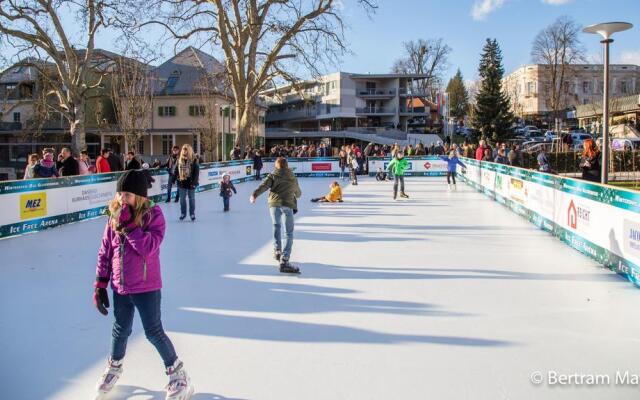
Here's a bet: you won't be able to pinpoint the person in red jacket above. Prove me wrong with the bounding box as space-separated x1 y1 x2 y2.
96 148 112 173
475 139 486 161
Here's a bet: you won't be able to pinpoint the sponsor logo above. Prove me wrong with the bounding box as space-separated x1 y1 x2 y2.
423 161 431 170
624 219 640 259
311 163 332 172
208 171 219 177
509 178 526 204
245 166 252 175
70 188 114 205
383 162 413 170
20 192 47 220
568 199 590 230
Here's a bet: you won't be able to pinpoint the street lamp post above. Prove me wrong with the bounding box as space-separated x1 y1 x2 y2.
583 22 633 184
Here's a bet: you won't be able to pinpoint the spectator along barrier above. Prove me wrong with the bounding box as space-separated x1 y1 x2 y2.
0 158 342 240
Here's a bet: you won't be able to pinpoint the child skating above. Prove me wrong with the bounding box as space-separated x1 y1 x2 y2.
386 151 410 200
311 181 343 203
219 173 237 212
440 151 467 191
93 170 194 400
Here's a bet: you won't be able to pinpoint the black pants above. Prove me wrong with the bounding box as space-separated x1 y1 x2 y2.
254 168 262 181
447 171 457 185
394 175 405 194
165 174 180 201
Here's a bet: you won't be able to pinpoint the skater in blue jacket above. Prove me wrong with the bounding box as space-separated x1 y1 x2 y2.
440 151 466 191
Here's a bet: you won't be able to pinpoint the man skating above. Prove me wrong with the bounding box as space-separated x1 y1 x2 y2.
250 157 302 274
386 152 410 200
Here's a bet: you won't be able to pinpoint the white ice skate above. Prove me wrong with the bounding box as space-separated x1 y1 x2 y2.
166 359 194 400
447 184 452 192
95 358 123 399
453 184 458 191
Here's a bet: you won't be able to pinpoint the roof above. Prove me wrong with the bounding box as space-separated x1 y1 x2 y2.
0 58 56 84
152 47 229 96
349 73 431 80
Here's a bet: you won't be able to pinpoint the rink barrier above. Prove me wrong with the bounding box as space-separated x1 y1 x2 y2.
0 158 342 239
457 157 640 288
367 156 449 176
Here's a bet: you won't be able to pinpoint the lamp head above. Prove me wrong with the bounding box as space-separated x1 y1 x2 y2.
583 22 633 40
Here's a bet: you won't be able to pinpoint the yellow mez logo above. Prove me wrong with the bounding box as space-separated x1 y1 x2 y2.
20 192 47 220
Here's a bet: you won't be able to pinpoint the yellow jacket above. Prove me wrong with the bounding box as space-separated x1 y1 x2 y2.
325 186 342 202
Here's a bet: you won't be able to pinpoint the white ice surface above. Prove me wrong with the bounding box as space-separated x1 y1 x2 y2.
1 177 639 400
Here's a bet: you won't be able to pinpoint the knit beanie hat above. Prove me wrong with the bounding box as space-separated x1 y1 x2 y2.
117 170 151 198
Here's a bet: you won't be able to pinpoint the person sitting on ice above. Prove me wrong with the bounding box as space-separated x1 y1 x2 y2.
311 181 343 203
439 151 467 191
375 167 388 181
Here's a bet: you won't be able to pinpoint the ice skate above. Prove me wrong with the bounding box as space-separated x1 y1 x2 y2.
400 192 409 199
95 358 123 398
447 184 452 192
393 190 397 200
453 184 457 191
274 250 282 261
165 359 194 400
280 260 301 274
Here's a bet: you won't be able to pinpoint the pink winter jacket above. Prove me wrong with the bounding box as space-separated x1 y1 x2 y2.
96 204 165 295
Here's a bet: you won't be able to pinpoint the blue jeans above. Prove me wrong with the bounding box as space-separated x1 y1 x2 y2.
111 290 177 367
269 206 295 261
166 174 179 201
222 196 230 210
254 168 262 181
178 188 195 217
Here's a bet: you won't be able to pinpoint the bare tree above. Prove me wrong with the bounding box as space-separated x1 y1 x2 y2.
192 71 232 162
129 0 378 148
531 16 585 127
0 0 114 154
391 38 452 102
111 55 154 155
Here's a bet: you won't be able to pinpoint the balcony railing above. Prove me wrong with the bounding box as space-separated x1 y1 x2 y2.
356 107 396 114
265 108 317 122
0 122 22 131
357 88 396 97
399 107 428 114
398 88 428 97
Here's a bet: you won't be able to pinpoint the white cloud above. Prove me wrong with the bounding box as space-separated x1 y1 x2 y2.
542 0 572 4
471 0 506 21
618 50 640 65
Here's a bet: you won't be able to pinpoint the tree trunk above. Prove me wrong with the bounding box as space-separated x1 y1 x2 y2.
70 107 86 156
235 103 251 148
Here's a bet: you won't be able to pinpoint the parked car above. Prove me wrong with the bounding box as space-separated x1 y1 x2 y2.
523 126 542 137
570 132 593 147
612 138 640 151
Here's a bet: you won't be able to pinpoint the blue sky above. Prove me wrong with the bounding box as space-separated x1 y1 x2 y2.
340 0 640 83
3 0 639 86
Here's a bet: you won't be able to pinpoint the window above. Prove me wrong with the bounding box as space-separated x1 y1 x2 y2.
193 135 198 152
621 81 628 94
13 112 20 122
231 109 236 119
189 105 206 117
165 71 180 89
582 81 591 94
161 135 172 155
138 139 145 155
158 106 176 117
526 82 535 95
220 107 230 117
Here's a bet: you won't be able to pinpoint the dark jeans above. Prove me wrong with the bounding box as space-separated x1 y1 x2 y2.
111 290 177 367
447 171 457 185
222 196 230 210
340 166 346 180
165 175 180 201
394 175 405 194
178 188 195 217
255 168 262 181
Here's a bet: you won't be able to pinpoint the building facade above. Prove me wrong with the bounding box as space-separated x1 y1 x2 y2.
503 64 640 122
262 72 431 134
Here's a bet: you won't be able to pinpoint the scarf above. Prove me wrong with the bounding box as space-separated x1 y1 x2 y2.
178 157 192 181
40 154 55 169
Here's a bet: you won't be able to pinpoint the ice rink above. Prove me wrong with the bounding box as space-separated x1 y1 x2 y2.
2 177 639 400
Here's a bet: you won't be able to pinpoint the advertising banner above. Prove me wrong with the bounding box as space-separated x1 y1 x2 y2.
458 157 640 288
368 156 449 177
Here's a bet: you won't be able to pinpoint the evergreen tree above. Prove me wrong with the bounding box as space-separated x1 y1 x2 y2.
445 69 469 122
472 39 513 142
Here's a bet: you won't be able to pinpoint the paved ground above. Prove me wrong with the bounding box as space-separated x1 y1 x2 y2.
2 177 639 400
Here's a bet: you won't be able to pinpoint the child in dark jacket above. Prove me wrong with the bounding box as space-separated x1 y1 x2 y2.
93 170 193 399
219 173 237 212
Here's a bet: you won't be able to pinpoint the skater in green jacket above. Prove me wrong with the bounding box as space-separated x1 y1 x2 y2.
386 152 410 200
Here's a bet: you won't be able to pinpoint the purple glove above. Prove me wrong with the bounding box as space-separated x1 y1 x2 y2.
117 205 136 232
93 279 109 316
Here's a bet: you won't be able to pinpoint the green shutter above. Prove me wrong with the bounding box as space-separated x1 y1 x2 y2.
158 107 164 117
170 106 176 116
189 106 194 116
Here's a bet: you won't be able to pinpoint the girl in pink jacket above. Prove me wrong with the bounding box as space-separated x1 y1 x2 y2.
93 170 194 400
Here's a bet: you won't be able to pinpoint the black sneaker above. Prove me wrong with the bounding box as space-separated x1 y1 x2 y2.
274 251 282 261
174 198 179 203
165 199 171 203
279 261 300 274
190 215 196 221
179 215 186 221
